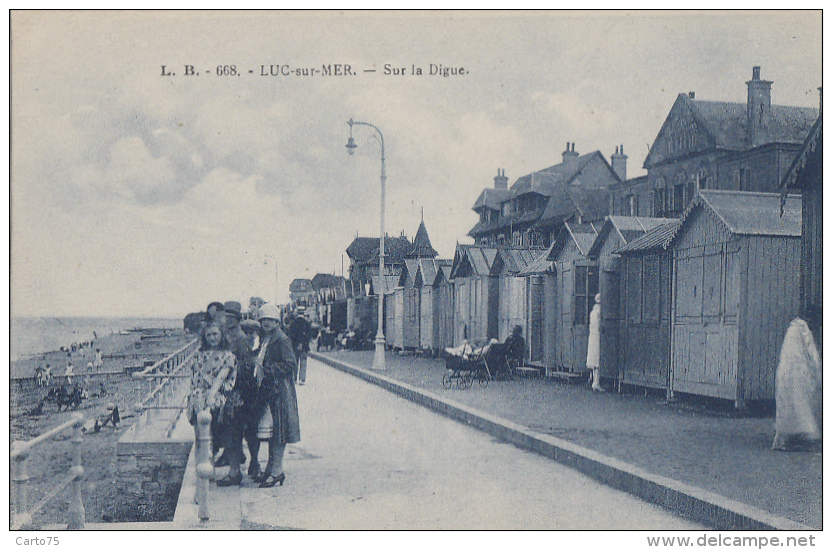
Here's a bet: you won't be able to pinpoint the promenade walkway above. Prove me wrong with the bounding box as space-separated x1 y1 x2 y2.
172 358 703 529
310 350 821 529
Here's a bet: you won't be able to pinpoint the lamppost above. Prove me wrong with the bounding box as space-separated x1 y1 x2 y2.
346 118 386 371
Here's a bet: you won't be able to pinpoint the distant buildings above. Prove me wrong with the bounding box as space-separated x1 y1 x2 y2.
302 66 821 409
610 67 818 218
468 144 622 248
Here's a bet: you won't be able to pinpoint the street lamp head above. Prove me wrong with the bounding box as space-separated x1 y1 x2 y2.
346 136 357 155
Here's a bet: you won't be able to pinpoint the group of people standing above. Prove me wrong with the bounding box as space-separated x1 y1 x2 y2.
186 300 312 489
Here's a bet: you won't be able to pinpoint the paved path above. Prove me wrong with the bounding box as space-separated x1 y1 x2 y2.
231 358 702 530
316 350 821 529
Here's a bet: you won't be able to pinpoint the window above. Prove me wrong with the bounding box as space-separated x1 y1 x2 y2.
574 265 599 325
625 194 638 216
739 167 752 191
512 231 522 247
674 183 686 212
697 169 711 190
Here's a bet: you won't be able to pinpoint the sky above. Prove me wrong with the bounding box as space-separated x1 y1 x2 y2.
9 10 822 318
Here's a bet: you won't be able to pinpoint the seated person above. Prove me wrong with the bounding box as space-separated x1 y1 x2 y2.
504 325 526 366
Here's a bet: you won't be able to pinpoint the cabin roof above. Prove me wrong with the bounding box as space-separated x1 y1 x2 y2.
517 247 555 276
615 220 682 254
497 247 545 274
588 216 674 257
668 190 802 243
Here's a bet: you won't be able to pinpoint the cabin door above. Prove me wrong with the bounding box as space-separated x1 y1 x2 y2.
599 262 621 380
672 245 740 400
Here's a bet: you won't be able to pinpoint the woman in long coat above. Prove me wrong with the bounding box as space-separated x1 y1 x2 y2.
253 303 300 488
586 293 603 392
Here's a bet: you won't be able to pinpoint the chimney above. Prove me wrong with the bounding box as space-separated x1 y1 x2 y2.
493 168 508 190
688 91 695 99
562 141 579 168
611 144 627 181
746 66 772 147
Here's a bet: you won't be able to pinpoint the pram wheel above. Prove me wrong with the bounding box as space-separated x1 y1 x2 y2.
442 374 453 390
478 377 488 389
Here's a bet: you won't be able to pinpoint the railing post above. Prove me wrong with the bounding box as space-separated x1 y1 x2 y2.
132 402 145 433
11 441 31 529
67 413 85 530
195 410 213 521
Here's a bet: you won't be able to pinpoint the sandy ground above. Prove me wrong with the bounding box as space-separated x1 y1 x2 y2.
318 349 822 529
10 331 193 528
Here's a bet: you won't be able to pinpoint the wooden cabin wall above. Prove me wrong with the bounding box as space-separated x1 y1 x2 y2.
420 286 434 350
439 281 455 349
555 241 597 373
542 273 558 368
384 291 398 348
453 278 469 346
802 184 822 350
499 276 527 341
738 236 801 401
671 209 740 401
527 275 544 362
454 277 489 344
598 256 621 380
403 285 420 349
620 251 673 389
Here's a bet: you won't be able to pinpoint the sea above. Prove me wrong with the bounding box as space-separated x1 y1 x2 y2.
9 317 181 361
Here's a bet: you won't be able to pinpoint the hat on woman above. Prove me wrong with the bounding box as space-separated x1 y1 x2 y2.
258 303 282 321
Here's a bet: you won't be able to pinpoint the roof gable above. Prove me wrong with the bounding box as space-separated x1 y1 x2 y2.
782 113 822 190
645 93 819 168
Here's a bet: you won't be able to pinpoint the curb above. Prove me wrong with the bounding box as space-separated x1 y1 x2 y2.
311 352 812 531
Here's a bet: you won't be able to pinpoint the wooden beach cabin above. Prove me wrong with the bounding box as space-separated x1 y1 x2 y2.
494 248 543 345
437 264 455 351
781 109 822 351
392 259 421 351
613 220 681 391
518 249 558 368
450 245 500 346
550 221 601 374
586 216 672 383
415 258 453 354
668 190 802 405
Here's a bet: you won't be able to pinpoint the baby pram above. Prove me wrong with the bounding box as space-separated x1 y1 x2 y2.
442 338 496 389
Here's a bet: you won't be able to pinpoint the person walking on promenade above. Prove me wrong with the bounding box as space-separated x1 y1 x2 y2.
186 321 238 481
587 293 604 392
252 303 300 488
772 315 822 451
289 310 312 385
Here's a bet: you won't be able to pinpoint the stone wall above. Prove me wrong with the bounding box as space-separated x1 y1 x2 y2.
114 417 192 522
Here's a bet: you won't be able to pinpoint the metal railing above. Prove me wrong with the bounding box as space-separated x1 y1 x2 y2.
130 339 215 520
132 339 198 437
11 413 85 530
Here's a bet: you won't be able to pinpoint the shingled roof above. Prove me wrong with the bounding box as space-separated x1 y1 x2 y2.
588 216 674 258
676 190 802 238
645 93 818 167
614 220 682 254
